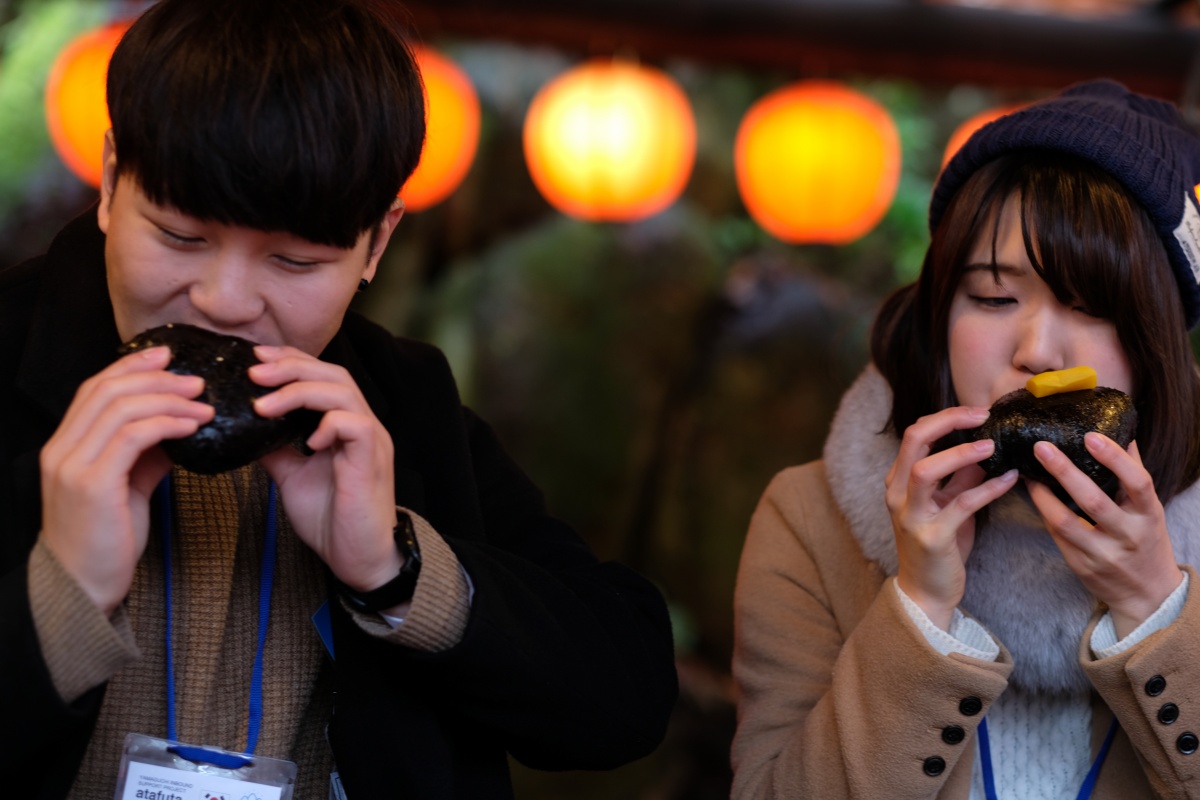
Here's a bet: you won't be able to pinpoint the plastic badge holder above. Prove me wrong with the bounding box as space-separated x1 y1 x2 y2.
115 733 296 800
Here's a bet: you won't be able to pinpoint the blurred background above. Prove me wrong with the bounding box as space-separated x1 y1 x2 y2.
1 0 1197 796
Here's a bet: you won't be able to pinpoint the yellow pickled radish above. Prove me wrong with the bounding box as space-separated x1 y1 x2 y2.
1025 366 1097 398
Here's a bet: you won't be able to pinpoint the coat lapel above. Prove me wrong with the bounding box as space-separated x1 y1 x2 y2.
15 203 122 423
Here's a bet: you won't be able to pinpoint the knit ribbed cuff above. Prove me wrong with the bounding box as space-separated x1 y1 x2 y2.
346 509 470 652
894 580 1001 662
1091 569 1190 659
27 537 140 703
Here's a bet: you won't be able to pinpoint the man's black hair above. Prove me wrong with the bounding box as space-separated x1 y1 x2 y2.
106 0 426 249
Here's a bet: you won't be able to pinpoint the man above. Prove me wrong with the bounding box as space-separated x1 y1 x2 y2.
0 0 678 796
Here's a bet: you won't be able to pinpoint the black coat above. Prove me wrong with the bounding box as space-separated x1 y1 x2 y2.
0 206 678 798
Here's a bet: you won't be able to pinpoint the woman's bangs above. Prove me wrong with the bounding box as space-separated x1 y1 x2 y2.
1017 164 1130 320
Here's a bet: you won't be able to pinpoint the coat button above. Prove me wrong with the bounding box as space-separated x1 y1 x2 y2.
942 725 966 745
1177 732 1199 755
1159 704 1180 725
1146 675 1167 697
923 756 946 776
959 696 983 716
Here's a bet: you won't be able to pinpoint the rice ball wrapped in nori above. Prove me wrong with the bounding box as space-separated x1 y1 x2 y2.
972 386 1137 506
119 323 320 474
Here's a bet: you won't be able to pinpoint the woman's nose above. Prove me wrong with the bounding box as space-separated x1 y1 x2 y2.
1011 304 1067 376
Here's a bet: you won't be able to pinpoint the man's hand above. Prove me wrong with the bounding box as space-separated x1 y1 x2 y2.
39 345 214 616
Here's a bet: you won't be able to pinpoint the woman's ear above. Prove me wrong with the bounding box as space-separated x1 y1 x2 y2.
96 130 118 234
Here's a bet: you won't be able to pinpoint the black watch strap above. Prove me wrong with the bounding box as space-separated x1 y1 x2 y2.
341 512 423 613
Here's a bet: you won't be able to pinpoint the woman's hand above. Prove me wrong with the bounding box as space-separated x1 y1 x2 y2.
886 406 1019 630
250 346 403 592
39 346 214 616
1029 435 1183 639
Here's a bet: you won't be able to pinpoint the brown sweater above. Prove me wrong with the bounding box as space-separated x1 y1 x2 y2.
28 465 471 799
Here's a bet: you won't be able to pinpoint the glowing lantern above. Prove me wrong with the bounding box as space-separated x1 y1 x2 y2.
734 81 901 245
45 21 131 188
942 104 1025 167
402 46 481 212
523 59 696 222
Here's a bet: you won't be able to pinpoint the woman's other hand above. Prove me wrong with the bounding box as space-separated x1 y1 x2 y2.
1029 435 1182 639
886 406 1019 630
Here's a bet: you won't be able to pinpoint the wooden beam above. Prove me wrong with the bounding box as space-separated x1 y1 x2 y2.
400 0 1198 100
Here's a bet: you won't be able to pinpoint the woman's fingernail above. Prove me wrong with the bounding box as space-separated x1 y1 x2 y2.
1033 441 1055 461
969 406 990 420
141 345 169 359
974 439 994 453
1084 431 1106 450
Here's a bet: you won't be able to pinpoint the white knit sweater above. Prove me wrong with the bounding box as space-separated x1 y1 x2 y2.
899 575 1190 799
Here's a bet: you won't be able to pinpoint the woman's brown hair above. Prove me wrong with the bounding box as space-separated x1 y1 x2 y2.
872 151 1200 502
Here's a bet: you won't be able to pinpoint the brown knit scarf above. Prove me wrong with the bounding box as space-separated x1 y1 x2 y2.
69 465 334 799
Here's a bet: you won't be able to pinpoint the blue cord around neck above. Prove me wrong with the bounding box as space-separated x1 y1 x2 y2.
978 714 1119 800
157 473 278 762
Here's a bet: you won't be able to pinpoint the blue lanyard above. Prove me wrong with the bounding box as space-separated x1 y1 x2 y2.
156 474 278 768
978 714 1119 800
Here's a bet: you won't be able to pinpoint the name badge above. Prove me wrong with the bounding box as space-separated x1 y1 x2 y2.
116 733 297 800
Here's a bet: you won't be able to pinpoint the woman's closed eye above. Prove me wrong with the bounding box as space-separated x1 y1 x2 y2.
968 294 1016 308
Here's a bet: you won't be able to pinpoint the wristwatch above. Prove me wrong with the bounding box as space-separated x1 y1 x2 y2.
340 511 423 612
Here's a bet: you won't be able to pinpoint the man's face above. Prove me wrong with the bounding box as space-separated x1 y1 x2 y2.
96 140 403 355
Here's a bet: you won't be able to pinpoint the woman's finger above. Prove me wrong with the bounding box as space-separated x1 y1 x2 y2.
1085 434 1157 511
887 406 991 508
1031 440 1121 529
895 406 991 468
936 468 1019 532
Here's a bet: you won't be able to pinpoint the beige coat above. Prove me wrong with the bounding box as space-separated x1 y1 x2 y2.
732 368 1200 799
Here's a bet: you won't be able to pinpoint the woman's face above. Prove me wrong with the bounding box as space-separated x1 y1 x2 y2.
96 139 403 354
947 195 1133 408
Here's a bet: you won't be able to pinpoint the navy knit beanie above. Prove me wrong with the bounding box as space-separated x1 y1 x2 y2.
929 79 1200 328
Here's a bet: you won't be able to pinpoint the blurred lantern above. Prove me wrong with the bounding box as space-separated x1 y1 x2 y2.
522 58 696 222
734 80 901 245
402 45 481 212
45 21 131 189
942 104 1024 167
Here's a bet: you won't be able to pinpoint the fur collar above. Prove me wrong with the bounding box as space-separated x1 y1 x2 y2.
824 366 1200 694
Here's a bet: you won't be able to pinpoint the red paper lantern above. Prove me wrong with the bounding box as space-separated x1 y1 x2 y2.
45 21 131 188
402 46 481 212
523 59 696 222
735 81 901 245
942 104 1025 167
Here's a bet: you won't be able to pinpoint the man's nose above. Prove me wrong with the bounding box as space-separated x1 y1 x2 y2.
187 257 264 329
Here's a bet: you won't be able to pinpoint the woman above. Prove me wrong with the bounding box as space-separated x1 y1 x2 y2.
732 79 1200 798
